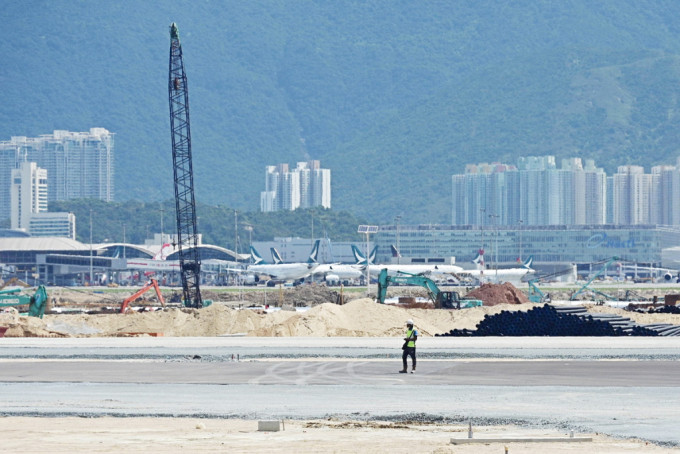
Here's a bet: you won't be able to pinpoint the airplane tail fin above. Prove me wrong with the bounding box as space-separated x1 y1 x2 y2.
250 246 265 265
390 244 401 258
351 244 378 265
307 239 321 264
270 248 283 264
351 245 367 264
369 246 378 264
522 255 534 269
472 249 485 270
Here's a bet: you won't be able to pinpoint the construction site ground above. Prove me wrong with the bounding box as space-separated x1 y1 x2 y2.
2 282 680 452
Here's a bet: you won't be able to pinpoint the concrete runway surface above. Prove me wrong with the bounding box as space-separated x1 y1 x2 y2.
0 337 679 445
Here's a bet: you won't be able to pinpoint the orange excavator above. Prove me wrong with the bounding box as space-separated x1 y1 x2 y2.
120 279 166 314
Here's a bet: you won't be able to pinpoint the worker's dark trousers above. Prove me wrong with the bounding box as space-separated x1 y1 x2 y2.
402 347 416 370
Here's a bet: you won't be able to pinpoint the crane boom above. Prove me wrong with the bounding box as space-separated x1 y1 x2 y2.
168 23 202 308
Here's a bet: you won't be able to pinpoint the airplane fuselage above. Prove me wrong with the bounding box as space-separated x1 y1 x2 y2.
313 264 364 280
248 263 318 281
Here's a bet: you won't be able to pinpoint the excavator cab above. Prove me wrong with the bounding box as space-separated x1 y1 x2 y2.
437 291 461 309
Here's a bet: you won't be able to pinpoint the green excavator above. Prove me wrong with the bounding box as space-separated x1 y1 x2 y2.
376 268 482 309
0 285 49 318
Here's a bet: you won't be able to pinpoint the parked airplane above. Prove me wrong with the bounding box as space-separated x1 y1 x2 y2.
311 243 367 284
464 251 535 285
245 240 320 282
360 245 465 278
619 263 680 283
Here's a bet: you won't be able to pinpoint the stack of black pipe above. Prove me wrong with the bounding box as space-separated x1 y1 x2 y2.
436 304 680 337
633 305 680 314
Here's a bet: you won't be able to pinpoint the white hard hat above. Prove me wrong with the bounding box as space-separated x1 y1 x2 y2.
406 319 414 325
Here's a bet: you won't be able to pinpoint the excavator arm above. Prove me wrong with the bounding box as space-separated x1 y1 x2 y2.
120 279 166 313
377 269 481 309
377 269 441 304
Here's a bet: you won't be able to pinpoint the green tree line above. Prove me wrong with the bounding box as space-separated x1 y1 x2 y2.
49 199 369 250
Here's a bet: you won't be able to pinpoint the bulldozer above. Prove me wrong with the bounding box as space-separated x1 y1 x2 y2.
376 268 482 309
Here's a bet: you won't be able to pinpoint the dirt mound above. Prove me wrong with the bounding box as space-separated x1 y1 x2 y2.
465 282 529 306
5 293 677 338
3 299 516 338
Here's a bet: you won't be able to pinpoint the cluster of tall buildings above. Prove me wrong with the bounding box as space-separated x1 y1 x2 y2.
0 128 114 238
452 155 680 226
260 160 331 212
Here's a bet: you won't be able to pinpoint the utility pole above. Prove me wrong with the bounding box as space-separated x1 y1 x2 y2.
489 214 499 280
480 208 486 260
395 215 401 264
244 224 253 251
234 210 238 254
518 219 523 262
160 204 165 245
89 209 93 285
358 225 378 297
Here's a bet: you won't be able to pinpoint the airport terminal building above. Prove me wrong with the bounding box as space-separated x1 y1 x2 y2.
373 224 680 276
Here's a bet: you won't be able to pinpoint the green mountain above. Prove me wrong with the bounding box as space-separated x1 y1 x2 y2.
4 1 680 223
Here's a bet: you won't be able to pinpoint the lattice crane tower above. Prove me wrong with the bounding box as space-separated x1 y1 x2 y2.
168 23 202 308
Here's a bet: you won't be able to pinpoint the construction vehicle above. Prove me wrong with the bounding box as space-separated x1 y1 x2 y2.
526 265 578 303
0 285 49 318
570 257 619 301
169 23 203 308
376 268 482 309
0 278 31 291
120 279 166 313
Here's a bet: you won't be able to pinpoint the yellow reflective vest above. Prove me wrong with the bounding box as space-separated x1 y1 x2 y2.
405 328 417 348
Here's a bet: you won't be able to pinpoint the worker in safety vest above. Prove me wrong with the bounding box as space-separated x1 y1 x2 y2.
399 319 418 374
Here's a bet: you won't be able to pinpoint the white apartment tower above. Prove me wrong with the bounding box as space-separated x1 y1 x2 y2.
11 162 48 230
0 128 114 221
260 160 331 212
454 156 608 227
613 165 654 225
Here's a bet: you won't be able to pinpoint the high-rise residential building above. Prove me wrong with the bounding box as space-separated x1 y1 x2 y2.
260 160 331 212
652 165 680 225
0 144 26 221
0 128 114 221
9 161 77 239
613 165 653 225
453 156 680 227
454 156 610 227
10 162 48 230
583 160 607 225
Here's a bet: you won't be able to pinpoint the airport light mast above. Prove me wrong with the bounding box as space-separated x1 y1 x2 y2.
168 23 202 308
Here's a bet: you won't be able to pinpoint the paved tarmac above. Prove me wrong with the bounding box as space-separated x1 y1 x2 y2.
1 359 679 386
1 337 679 445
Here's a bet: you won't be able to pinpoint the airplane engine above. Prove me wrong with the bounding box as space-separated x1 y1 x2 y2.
664 272 674 281
325 273 340 285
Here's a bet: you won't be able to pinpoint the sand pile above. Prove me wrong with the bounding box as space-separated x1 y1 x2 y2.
4 298 678 338
2 299 537 338
465 282 529 306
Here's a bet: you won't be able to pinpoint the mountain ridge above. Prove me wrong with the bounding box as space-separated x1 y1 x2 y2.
4 1 680 223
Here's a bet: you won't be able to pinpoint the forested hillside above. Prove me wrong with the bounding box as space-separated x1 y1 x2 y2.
49 200 365 250
5 1 680 223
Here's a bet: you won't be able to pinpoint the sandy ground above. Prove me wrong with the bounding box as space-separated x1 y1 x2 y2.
3 298 680 338
0 417 675 454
